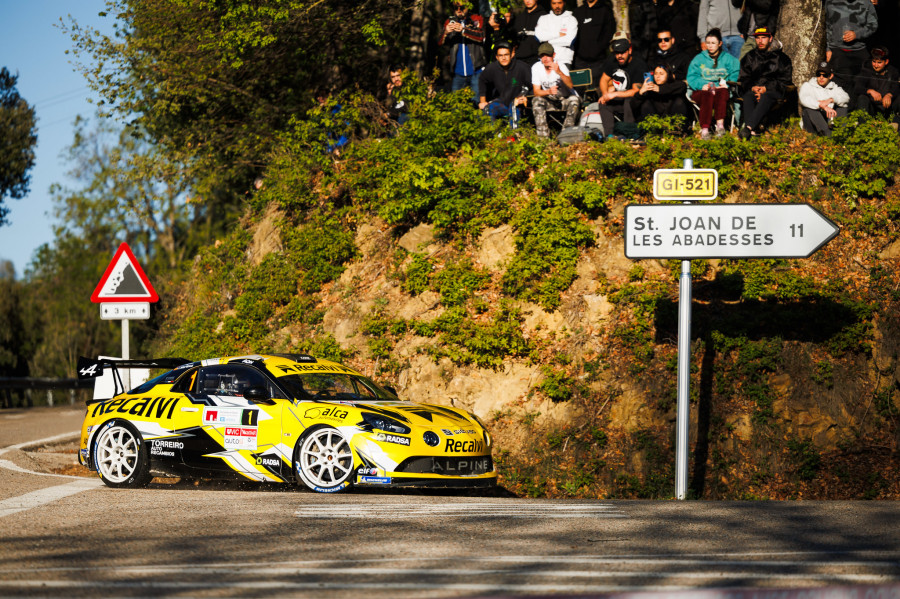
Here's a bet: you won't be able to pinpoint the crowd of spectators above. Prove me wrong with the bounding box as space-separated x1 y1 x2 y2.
386 0 899 141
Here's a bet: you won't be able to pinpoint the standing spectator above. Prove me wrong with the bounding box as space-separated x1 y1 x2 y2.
632 62 693 128
799 62 850 136
479 42 532 125
486 11 516 55
630 0 662 63
854 46 900 130
535 0 579 67
731 0 780 59
439 3 487 97
385 65 410 126
654 28 696 80
697 0 743 57
572 0 616 86
687 28 740 138
509 0 547 66
531 42 581 137
738 26 793 139
824 0 878 102
596 37 649 137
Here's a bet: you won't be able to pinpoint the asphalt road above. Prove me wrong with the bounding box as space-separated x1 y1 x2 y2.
2 407 900 598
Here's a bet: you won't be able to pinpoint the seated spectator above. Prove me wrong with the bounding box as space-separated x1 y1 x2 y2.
653 28 695 80
572 0 616 86
479 42 532 126
854 46 900 131
531 42 581 137
596 36 648 137
385 65 410 126
630 0 699 63
535 0 579 67
439 3 487 97
509 0 547 66
687 28 740 138
632 62 692 128
737 26 792 139
799 62 849 137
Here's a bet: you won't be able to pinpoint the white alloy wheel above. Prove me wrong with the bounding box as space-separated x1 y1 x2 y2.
93 422 151 487
295 427 354 492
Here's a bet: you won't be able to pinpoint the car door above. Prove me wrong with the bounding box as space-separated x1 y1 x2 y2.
180 363 286 480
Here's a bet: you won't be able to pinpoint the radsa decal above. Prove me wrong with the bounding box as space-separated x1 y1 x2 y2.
203 407 259 426
224 427 257 450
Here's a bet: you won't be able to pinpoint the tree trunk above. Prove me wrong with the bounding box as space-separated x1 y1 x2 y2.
409 0 447 77
777 0 826 90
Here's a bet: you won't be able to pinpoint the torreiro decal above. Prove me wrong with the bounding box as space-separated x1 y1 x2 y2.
90 397 180 419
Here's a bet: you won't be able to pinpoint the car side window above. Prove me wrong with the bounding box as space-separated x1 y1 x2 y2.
194 365 271 398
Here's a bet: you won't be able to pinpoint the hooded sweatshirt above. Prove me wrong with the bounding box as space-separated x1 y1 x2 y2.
698 0 742 39
687 48 740 91
825 0 878 52
535 10 579 65
799 77 850 109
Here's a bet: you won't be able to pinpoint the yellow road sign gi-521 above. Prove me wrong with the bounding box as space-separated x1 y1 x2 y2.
653 169 718 201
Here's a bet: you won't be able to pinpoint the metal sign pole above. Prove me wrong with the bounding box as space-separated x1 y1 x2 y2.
675 158 693 501
121 319 130 390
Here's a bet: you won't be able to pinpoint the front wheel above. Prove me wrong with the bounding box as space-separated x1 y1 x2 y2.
294 426 355 493
92 420 152 488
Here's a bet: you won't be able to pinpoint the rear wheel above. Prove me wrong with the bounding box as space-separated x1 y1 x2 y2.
294 426 354 493
92 420 152 488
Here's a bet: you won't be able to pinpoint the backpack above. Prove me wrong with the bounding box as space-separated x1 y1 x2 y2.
557 125 604 146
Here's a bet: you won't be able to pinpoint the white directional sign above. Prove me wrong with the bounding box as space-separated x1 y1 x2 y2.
625 203 839 259
100 303 150 320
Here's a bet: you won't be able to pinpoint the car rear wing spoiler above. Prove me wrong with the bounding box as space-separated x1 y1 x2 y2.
77 356 191 401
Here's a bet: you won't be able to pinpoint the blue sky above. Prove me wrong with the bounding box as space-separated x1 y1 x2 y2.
0 1 113 279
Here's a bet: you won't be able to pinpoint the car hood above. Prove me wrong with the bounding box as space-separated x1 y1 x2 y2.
352 401 476 428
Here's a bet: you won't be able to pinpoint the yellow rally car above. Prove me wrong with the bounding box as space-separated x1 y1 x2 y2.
76 354 495 492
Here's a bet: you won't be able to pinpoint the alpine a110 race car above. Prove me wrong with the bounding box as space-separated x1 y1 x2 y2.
76 354 496 493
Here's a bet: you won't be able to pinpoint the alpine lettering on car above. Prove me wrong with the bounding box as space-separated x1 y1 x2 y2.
359 476 391 484
444 438 485 453
90 397 180 419
375 432 411 446
303 406 349 421
433 457 492 474
203 407 259 426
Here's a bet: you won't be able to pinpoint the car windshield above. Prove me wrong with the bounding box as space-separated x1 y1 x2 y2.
278 373 397 402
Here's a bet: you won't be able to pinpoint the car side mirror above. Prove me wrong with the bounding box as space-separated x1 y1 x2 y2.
244 386 273 404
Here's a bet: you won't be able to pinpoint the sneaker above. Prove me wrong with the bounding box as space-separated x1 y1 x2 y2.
700 129 711 140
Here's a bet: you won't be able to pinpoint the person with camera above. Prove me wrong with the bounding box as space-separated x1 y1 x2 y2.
531 42 581 137
439 3 487 97
479 42 532 127
632 62 692 130
509 0 547 66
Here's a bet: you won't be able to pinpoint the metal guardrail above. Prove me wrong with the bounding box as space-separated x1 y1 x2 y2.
0 378 93 408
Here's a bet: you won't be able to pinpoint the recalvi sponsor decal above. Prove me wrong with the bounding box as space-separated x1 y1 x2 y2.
444 438 485 453
90 397 180 419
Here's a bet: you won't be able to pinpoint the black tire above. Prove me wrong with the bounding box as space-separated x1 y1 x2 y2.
92 419 152 488
293 425 355 493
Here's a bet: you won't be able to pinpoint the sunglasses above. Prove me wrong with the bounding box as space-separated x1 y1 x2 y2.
658 37 672 42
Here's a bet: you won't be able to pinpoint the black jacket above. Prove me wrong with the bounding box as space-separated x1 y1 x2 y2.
738 40 792 95
631 0 699 63
509 7 547 64
651 46 695 81
854 64 900 98
479 58 532 104
730 0 780 36
573 0 615 63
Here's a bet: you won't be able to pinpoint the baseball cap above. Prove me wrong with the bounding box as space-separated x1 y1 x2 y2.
611 37 631 53
815 61 833 76
751 26 773 37
538 42 555 56
871 46 889 59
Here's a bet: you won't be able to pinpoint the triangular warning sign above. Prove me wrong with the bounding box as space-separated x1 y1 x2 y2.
90 243 159 303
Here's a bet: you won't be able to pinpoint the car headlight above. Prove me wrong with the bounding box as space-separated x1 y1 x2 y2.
423 431 440 447
360 412 411 435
